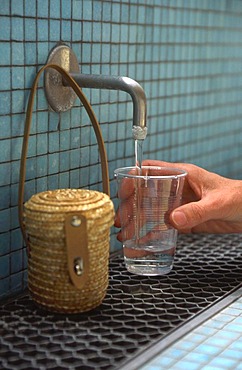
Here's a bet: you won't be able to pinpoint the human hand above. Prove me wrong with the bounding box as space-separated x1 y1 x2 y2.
142 160 242 233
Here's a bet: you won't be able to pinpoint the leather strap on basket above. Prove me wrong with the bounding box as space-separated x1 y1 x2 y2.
18 64 110 289
64 213 89 289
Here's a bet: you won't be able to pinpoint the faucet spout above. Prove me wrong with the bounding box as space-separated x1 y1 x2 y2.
67 73 147 140
44 44 147 139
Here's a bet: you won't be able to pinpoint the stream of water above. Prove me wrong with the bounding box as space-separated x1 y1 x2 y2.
134 139 144 243
134 139 143 171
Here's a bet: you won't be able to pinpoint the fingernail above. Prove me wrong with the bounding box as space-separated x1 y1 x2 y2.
172 210 187 227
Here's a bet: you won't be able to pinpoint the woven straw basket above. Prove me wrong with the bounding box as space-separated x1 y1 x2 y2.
18 65 114 313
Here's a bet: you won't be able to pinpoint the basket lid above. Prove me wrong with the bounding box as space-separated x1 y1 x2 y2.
24 188 113 216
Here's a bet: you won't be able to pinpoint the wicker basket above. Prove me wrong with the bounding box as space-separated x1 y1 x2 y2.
25 189 114 313
18 65 114 313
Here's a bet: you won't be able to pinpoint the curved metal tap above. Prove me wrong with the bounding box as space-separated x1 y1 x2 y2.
68 73 147 138
44 45 147 139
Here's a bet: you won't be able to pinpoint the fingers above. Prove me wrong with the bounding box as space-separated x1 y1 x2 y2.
114 195 135 228
116 168 140 200
114 210 121 228
142 159 187 169
170 194 225 232
116 203 147 242
122 223 172 258
142 160 170 166
117 176 135 200
142 160 215 204
123 226 174 259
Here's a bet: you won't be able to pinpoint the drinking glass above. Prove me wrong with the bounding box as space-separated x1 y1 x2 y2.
114 166 187 275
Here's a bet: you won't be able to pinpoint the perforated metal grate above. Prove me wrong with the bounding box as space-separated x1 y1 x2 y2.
0 234 241 370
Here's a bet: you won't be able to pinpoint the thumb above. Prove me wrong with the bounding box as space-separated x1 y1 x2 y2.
170 199 215 231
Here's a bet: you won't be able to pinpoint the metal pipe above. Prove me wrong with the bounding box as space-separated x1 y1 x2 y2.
64 73 147 140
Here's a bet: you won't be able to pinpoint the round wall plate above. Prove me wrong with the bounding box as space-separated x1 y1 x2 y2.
44 44 80 112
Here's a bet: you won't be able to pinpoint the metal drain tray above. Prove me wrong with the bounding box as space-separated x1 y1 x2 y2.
0 234 242 370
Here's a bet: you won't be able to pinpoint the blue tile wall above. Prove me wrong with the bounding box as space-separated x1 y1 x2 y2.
1 0 242 299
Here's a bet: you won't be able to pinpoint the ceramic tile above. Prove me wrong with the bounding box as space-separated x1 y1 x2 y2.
37 133 48 155
80 146 89 166
69 148 80 169
10 161 20 184
59 151 70 172
37 19 48 41
172 362 202 370
0 91 10 115
47 174 59 190
59 110 71 131
0 254 10 277
49 0 61 18
33 110 45 133
0 2 10 15
0 115 11 139
70 168 80 188
10 271 25 294
24 43 37 65
0 185 10 211
36 155 48 177
61 20 71 41
221 348 242 361
72 1 82 20
49 19 61 40
0 138 10 162
10 206 19 231
11 90 25 114
24 18 38 41
0 277 10 298
225 322 242 334
0 232 10 256
37 88 48 111
12 67 25 90
48 112 59 132
11 0 24 16
0 16 10 41
111 24 120 43
10 250 23 274
82 0 92 20
92 43 102 63
207 356 239 369
10 229 23 252
48 153 59 175
93 1 102 21
24 0 36 17
11 17 24 41
204 335 236 349
8 183 18 209
49 132 60 153
59 171 70 188
25 157 37 181
36 177 47 193
61 0 71 19
72 20 82 41
141 297 242 370
121 4 129 23
229 341 242 355
0 162 10 186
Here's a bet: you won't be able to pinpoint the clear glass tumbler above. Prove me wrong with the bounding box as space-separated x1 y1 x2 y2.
114 166 187 276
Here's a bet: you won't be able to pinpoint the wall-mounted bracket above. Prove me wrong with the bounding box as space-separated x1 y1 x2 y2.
44 44 80 112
